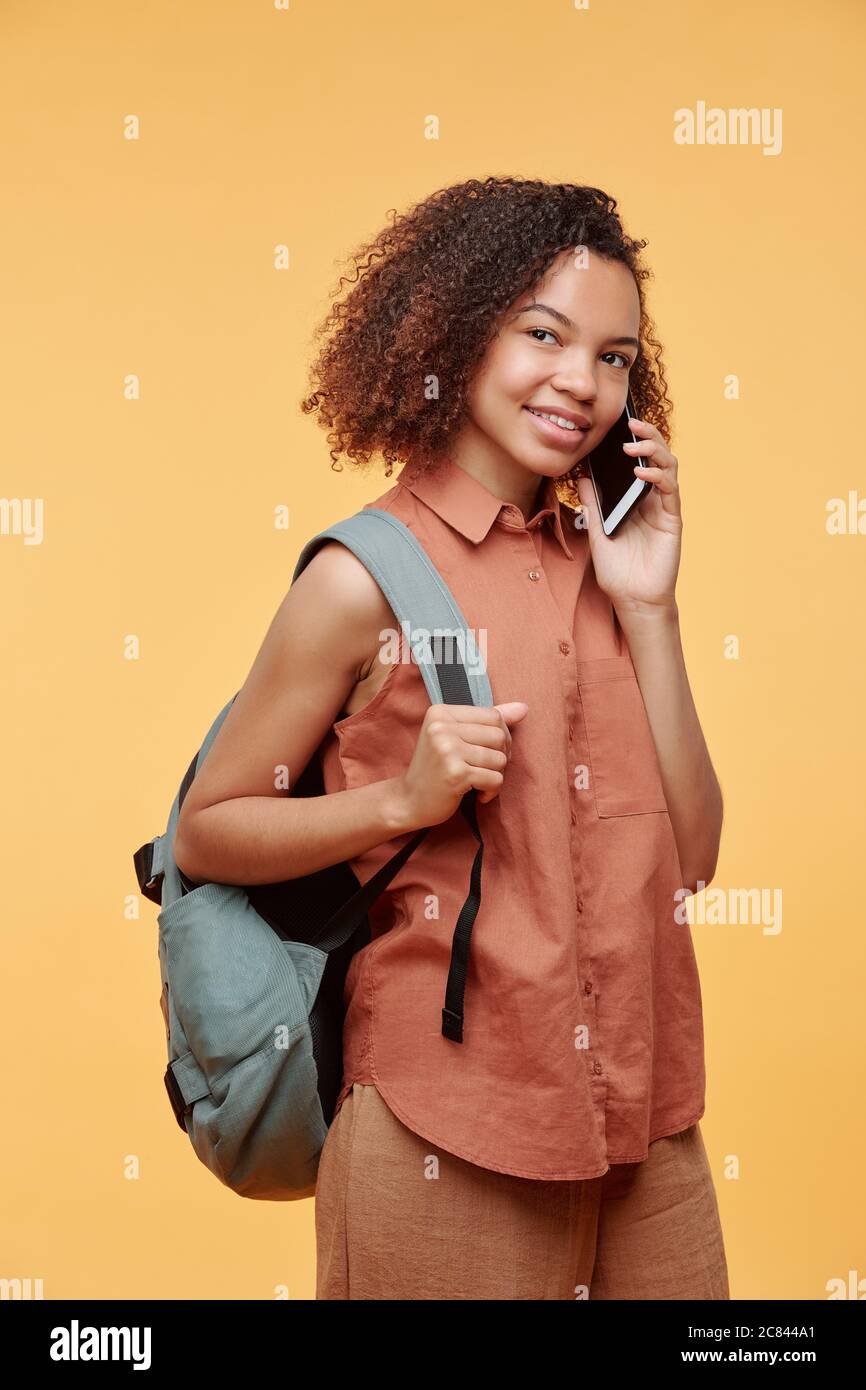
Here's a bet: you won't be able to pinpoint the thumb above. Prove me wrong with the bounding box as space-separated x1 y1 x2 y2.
494 701 530 725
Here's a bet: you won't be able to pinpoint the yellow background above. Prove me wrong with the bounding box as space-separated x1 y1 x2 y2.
1 0 864 1300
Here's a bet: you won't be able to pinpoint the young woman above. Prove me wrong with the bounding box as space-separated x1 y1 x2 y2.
174 176 730 1301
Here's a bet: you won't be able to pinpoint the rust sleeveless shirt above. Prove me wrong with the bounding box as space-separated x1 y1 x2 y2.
316 455 706 1180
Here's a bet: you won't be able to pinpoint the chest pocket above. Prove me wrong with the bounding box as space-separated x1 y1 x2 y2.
576 654 669 817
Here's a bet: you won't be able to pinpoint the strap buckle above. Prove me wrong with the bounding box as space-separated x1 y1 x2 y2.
163 1064 191 1133
134 836 165 906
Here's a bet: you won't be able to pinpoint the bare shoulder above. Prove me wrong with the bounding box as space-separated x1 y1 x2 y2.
299 538 384 607
293 539 396 680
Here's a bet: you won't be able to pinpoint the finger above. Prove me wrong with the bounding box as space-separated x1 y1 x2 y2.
474 767 508 803
429 704 517 755
454 722 511 751
460 742 509 772
627 415 663 442
431 703 508 722
622 439 670 464
631 463 676 494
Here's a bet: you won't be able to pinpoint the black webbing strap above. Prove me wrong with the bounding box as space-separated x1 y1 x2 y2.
306 823 431 954
436 638 484 1044
441 790 483 1043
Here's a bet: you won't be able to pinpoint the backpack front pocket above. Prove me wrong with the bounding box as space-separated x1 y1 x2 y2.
158 882 327 1081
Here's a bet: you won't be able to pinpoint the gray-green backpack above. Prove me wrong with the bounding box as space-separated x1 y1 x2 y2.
133 509 492 1201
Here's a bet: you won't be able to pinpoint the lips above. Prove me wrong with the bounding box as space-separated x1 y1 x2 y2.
523 407 590 450
522 405 589 439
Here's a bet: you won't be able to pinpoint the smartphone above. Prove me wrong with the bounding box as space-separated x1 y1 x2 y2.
584 389 652 536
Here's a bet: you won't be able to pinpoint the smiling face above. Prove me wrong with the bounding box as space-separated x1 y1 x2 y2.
451 247 641 501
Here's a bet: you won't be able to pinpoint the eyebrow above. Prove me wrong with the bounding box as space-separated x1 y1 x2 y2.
511 301 640 351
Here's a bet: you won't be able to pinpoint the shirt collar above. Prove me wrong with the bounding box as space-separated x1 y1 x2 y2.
396 455 575 560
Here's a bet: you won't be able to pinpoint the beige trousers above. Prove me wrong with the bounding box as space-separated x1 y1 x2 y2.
315 1082 730 1300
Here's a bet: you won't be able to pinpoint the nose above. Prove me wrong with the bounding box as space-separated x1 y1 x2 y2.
549 354 598 404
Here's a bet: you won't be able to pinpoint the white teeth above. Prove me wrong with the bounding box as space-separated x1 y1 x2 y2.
527 407 578 432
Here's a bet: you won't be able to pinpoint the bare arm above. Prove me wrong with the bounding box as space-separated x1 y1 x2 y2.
173 542 418 886
616 602 724 894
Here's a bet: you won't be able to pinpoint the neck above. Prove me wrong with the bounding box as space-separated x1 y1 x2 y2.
439 427 552 521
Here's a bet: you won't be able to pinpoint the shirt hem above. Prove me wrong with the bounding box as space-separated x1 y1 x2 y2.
362 1070 706 1181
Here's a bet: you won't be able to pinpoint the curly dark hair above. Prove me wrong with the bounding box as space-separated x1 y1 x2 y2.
300 175 672 508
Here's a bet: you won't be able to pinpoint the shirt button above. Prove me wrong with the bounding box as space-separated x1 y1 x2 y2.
584 980 593 995
559 641 570 655
593 1060 603 1075
528 569 541 581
